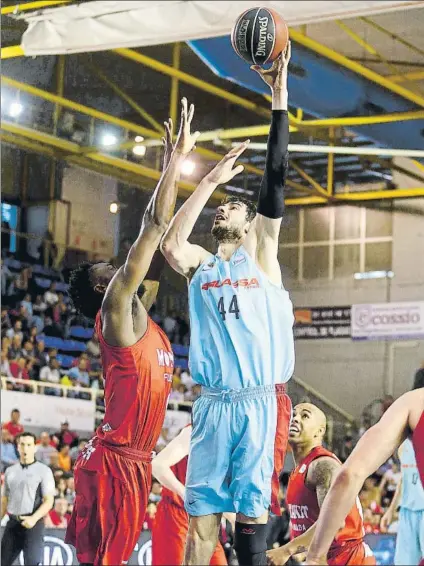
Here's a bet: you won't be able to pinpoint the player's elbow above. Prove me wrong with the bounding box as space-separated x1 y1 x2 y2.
160 235 179 260
337 464 366 492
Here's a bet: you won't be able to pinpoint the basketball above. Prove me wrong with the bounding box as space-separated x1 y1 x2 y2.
231 7 289 66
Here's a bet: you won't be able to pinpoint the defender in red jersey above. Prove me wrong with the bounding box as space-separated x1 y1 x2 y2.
65 98 200 566
151 425 229 565
306 388 424 566
267 403 374 566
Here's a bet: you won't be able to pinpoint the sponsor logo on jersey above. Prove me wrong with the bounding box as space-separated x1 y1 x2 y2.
288 503 309 520
233 255 246 266
156 348 174 368
102 423 112 433
201 277 259 291
202 262 215 272
299 464 307 474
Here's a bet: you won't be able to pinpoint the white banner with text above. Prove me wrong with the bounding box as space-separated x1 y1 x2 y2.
1 390 95 432
351 301 424 341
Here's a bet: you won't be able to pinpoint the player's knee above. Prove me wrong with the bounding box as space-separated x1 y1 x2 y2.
188 515 219 544
234 522 268 566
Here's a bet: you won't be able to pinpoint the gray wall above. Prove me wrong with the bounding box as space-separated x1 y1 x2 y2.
284 198 424 419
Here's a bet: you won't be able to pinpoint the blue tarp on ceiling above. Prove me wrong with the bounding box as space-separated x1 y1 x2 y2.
189 36 424 151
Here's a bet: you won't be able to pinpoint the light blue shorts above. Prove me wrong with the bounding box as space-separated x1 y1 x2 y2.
185 384 291 518
394 508 424 565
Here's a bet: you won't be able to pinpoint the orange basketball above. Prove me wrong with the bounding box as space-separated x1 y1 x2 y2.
231 7 289 66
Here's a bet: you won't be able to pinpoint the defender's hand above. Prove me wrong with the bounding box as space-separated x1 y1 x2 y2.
175 97 200 156
251 41 291 91
266 545 292 566
207 141 250 185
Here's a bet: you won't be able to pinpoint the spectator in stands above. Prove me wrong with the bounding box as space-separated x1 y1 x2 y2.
20 293 33 318
44 497 69 528
181 367 195 392
2 336 11 353
25 325 39 346
339 434 354 463
2 408 24 438
169 382 186 402
54 421 78 449
70 439 87 464
8 333 23 359
44 282 59 307
1 306 11 331
6 320 23 342
10 356 30 384
40 357 61 395
49 452 62 476
163 311 178 342
64 474 76 505
38 231 58 269
33 295 47 316
21 340 36 362
379 461 401 505
14 265 32 299
1 351 12 377
1 429 18 471
176 313 189 345
1 259 13 298
34 340 49 371
55 477 68 498
188 383 201 402
68 357 90 394
143 502 157 531
149 481 162 504
71 352 91 372
86 335 100 359
58 444 72 472
43 315 63 338
36 432 58 466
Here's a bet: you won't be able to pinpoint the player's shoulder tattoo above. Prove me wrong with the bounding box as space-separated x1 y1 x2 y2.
308 456 341 506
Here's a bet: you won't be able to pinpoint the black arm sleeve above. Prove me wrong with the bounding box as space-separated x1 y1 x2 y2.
257 110 289 219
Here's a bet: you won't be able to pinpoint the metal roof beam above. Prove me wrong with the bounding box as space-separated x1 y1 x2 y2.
1 1 69 16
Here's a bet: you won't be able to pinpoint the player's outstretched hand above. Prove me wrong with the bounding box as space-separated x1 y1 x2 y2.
207 140 250 185
380 508 393 533
266 545 292 566
251 40 291 91
162 97 200 166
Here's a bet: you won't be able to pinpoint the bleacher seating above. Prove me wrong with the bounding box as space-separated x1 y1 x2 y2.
69 326 93 340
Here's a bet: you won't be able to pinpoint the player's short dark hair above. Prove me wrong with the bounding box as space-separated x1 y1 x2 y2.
16 432 37 443
222 196 257 222
412 368 424 390
69 262 102 321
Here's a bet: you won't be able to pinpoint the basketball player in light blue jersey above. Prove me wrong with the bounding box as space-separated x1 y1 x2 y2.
161 44 294 566
381 376 424 565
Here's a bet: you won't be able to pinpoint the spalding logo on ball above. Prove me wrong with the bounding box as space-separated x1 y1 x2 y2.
231 7 289 65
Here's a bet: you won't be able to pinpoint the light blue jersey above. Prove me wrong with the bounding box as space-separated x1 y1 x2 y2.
400 438 424 511
188 245 295 389
394 439 424 565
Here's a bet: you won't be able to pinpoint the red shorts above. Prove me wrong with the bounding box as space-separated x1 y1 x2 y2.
328 541 376 566
152 498 227 565
65 440 151 566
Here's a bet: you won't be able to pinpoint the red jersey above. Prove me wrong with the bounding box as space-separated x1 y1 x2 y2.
413 410 424 487
287 446 365 554
3 421 24 438
94 312 173 452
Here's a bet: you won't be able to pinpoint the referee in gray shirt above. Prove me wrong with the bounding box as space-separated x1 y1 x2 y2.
1 432 55 565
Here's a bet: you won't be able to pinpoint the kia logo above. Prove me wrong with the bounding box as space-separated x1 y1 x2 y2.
137 540 152 565
19 536 73 566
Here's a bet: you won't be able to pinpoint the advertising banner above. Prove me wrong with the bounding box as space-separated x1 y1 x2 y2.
294 306 351 339
351 301 424 340
1 390 95 432
0 528 395 566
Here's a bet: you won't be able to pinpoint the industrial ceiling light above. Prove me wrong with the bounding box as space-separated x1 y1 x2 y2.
135 135 144 143
9 102 23 118
101 133 118 147
354 270 394 280
109 202 119 214
132 145 146 157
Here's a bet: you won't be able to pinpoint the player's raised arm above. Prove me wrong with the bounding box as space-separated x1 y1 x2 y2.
306 392 414 565
152 425 191 500
161 141 250 279
247 42 291 286
102 98 199 344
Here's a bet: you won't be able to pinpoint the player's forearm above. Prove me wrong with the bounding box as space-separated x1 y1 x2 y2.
31 496 54 522
257 106 289 220
153 464 185 500
307 468 363 562
272 85 288 111
286 524 317 556
162 174 219 248
144 150 185 231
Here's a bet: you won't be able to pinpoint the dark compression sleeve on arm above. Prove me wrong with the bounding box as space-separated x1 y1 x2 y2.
257 110 289 219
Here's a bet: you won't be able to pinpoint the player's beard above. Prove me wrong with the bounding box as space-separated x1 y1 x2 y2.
211 224 243 243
